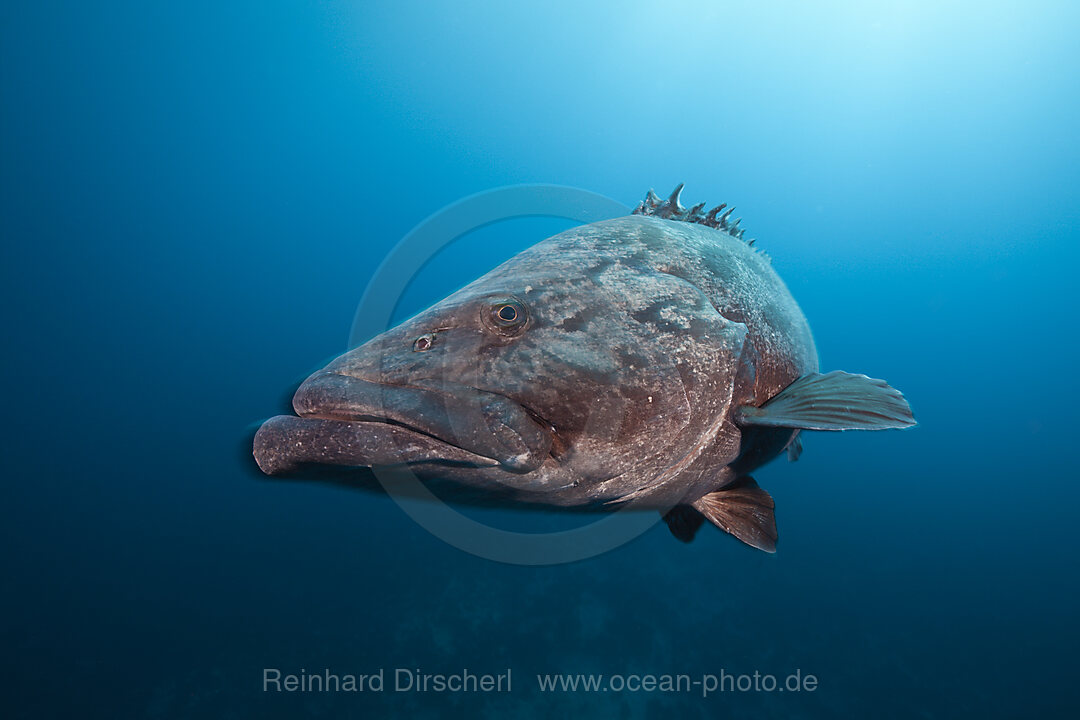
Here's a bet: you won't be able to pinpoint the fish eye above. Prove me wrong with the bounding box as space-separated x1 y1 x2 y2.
484 297 528 335
413 333 435 352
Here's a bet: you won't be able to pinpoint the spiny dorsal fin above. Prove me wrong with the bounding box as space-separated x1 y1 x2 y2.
632 184 755 246
692 477 777 553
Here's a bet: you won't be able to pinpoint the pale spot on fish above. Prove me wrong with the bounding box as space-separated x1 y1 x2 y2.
659 306 691 329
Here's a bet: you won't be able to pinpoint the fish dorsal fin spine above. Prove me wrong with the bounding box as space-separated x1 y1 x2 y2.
632 184 754 245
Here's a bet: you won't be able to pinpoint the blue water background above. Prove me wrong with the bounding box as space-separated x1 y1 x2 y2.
2 1 1078 717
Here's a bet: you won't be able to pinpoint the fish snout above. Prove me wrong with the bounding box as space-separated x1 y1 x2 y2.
291 371 362 419
290 371 552 473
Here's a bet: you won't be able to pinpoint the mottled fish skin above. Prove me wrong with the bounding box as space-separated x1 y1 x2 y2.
254 210 818 512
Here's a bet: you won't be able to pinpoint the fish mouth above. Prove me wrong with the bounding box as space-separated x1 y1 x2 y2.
252 372 553 476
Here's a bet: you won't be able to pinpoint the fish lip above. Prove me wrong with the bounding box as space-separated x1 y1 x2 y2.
251 414 501 476
291 373 481 456
287 371 554 473
298 410 473 456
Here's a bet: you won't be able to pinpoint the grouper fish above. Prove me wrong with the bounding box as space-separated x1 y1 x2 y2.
253 186 915 551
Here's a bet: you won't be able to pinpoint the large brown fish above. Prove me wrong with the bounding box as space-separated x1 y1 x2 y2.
253 186 915 551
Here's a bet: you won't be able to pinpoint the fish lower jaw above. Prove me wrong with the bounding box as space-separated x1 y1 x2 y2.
252 414 502 475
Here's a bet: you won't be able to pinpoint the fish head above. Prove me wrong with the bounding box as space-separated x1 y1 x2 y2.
253 222 744 499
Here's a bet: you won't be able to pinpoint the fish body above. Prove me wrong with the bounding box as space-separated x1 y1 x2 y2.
253 187 914 551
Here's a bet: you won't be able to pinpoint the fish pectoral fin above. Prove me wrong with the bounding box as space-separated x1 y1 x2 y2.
692 478 777 553
735 371 916 431
661 504 706 543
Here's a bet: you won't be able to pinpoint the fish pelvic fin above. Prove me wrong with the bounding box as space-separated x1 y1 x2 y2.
661 504 706 543
735 371 916 431
692 478 777 553
785 431 803 462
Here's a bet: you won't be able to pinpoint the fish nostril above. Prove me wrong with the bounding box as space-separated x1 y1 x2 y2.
413 333 436 352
